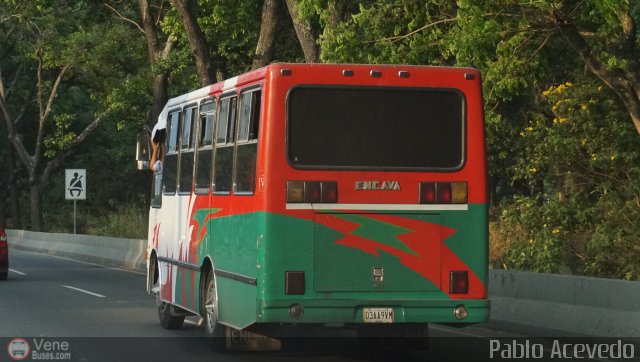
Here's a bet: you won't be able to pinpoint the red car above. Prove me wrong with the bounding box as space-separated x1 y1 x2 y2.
0 227 7 280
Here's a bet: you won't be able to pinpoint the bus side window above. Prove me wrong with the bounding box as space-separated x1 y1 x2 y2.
179 106 196 193
213 96 236 194
235 89 261 194
195 99 216 194
163 110 181 195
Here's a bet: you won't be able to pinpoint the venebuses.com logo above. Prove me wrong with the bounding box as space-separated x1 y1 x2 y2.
6 337 71 361
7 338 30 361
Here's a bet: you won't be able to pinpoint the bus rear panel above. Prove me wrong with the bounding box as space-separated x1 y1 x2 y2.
255 64 488 326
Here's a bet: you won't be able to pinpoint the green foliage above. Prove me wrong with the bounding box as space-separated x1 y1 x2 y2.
86 203 148 239
161 0 262 78
319 0 457 65
493 78 640 279
2 0 640 280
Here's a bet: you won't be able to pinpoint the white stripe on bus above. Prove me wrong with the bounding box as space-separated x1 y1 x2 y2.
285 203 468 211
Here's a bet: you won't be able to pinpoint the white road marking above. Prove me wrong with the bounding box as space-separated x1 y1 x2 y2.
9 268 26 275
62 285 106 298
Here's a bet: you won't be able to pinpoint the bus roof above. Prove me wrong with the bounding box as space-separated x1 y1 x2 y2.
151 63 480 141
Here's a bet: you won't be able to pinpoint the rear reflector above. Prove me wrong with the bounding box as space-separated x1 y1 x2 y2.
285 271 305 295
450 270 469 294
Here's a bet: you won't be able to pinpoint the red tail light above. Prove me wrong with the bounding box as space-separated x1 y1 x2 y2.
304 181 321 203
321 181 338 203
287 181 338 203
0 230 7 250
450 270 469 294
419 183 436 204
420 182 467 204
437 183 452 203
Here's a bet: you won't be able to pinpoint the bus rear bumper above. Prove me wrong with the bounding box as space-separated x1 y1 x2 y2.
257 299 489 324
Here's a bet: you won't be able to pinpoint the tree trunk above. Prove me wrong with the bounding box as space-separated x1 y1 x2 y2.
150 74 169 123
29 179 43 232
327 0 347 28
6 147 21 229
139 0 173 124
285 0 320 63
252 0 280 69
170 0 217 86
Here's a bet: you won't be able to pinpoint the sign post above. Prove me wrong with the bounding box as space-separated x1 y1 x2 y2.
65 169 86 234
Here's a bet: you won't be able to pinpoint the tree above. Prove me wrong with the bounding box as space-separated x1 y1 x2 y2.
285 0 320 62
169 0 217 85
0 1 147 231
550 4 640 136
252 0 280 69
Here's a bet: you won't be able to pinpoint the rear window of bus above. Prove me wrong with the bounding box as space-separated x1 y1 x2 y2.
287 86 465 170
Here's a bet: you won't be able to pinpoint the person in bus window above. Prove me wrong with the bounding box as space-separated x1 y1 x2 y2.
150 140 165 174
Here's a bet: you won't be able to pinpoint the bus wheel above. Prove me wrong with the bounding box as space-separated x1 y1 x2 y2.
204 269 226 351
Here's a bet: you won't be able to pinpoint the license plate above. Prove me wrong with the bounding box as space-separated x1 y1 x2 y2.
363 307 394 323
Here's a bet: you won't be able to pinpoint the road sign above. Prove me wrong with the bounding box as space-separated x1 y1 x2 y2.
65 169 86 200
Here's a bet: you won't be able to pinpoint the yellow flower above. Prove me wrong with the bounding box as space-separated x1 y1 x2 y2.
519 131 525 137
564 82 573 87
525 127 534 132
558 117 568 124
528 239 534 245
581 104 588 110
552 229 560 234
610 155 616 161
529 167 537 173
591 154 597 161
597 85 603 91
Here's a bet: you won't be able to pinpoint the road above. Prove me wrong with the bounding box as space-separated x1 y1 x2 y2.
0 250 612 362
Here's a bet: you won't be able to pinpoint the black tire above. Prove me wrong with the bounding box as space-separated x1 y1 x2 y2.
157 300 185 329
203 269 227 351
0 272 7 281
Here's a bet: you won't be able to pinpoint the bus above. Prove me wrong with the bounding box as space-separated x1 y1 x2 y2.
143 63 489 349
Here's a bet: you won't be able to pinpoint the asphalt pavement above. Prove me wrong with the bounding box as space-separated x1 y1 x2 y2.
0 249 617 362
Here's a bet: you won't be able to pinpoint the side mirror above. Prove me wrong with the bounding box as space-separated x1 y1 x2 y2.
136 133 150 171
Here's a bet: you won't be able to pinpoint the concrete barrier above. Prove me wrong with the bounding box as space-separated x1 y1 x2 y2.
6 229 640 337
489 269 640 337
6 229 146 271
